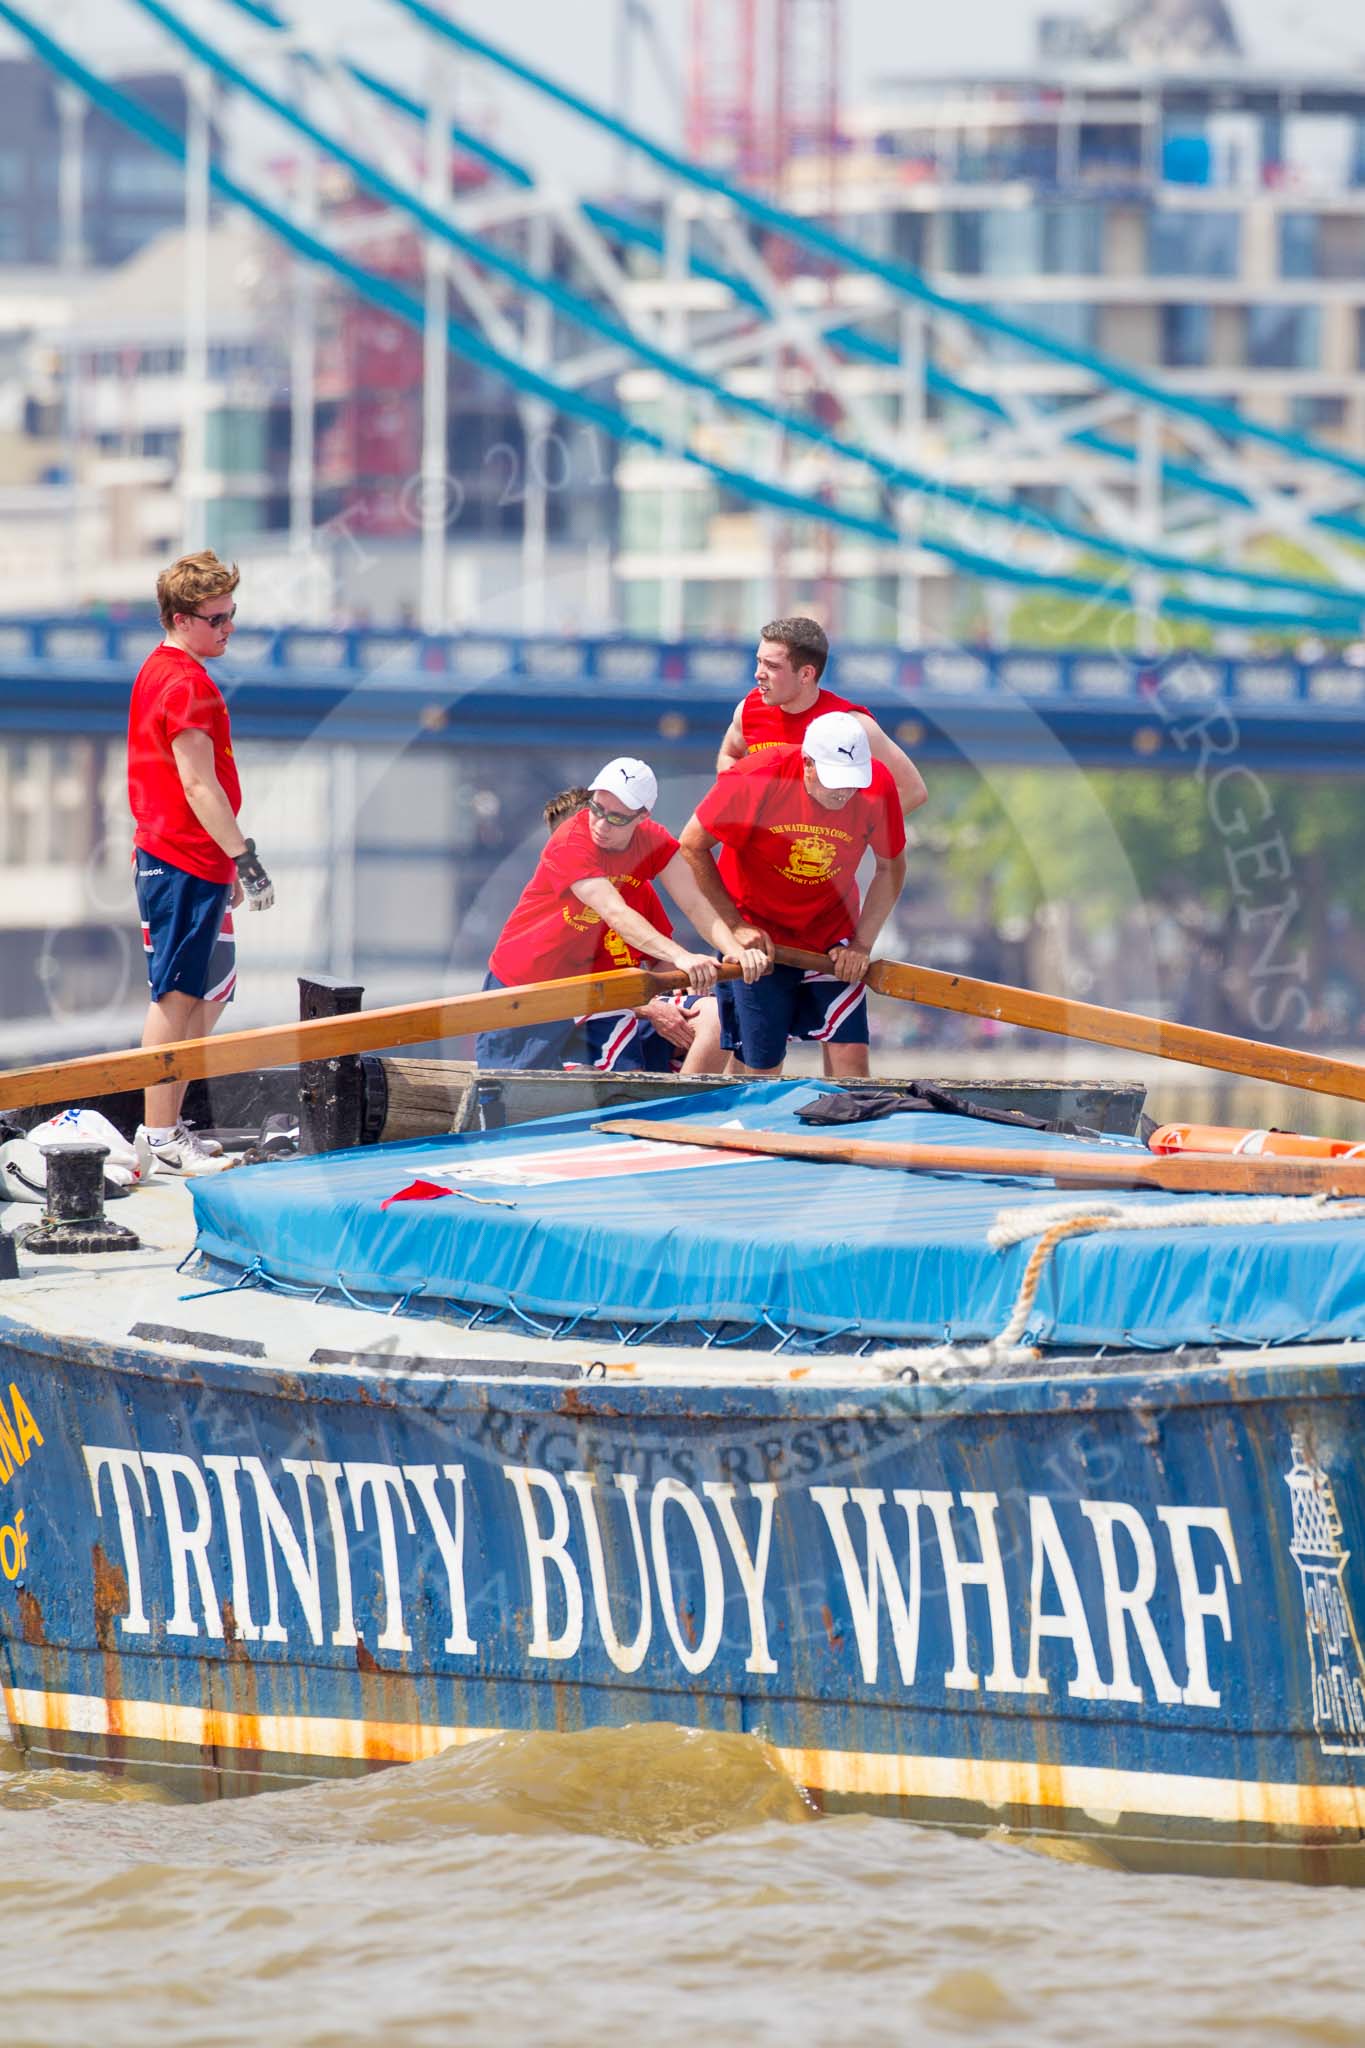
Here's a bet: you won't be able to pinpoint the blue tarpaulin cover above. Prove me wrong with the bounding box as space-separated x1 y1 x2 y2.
189 1082 1365 1350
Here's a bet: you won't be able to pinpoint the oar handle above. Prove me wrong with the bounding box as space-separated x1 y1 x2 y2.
0 961 747 1116
774 946 839 974
772 947 1365 1107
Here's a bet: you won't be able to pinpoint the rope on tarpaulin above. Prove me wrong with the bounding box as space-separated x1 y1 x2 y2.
878 1192 1365 1383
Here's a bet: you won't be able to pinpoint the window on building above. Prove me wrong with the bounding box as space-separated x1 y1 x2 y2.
956 125 1059 186
1279 213 1318 279
1246 304 1320 370
1289 395 1348 434
946 210 985 273
1078 122 1142 179
1160 302 1211 368
1040 205 1103 274
1282 213 1365 281
107 152 183 200
945 209 1038 276
1148 209 1240 277
891 210 926 267
980 301 1097 362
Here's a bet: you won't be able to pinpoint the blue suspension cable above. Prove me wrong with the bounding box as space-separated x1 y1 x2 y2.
214 0 532 187
826 322 1365 549
200 0 1363 605
146 0 1357 614
392 0 1365 496
230 0 1353 542
8 2 1357 630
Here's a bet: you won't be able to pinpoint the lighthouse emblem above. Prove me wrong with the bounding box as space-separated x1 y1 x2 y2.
1286 1433 1365 1755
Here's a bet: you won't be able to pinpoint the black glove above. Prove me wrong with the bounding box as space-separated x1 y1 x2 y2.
234 838 275 912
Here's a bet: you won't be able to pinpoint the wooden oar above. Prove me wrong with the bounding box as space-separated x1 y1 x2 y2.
0 965 737 1116
595 1118 1365 1195
773 945 1365 1107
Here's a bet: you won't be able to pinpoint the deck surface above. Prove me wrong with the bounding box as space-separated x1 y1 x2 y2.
5 1174 1365 1392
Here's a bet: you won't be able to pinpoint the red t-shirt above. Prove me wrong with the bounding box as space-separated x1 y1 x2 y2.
491 809 679 984
127 645 241 884
593 880 672 971
738 685 870 755
695 745 905 952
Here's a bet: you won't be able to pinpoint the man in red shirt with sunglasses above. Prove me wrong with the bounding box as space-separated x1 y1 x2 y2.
477 756 767 1070
126 548 274 1176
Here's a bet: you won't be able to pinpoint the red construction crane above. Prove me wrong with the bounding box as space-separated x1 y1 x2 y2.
687 0 842 193
773 0 841 208
687 0 845 626
686 0 762 178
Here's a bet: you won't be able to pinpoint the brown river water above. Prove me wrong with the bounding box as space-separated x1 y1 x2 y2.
2 1723 1361 2048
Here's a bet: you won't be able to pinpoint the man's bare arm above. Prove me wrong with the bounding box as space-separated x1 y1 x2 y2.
715 701 748 775
677 818 772 959
170 729 248 858
854 716 928 818
831 851 909 984
657 851 767 981
571 874 713 980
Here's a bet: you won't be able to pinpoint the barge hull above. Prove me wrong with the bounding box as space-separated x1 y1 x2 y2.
2 1316 1364 1881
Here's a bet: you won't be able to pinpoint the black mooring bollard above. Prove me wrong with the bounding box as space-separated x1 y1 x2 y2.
25 1144 140 1256
298 974 366 1156
0 1231 17 1280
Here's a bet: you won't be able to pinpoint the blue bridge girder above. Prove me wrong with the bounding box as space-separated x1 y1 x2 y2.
4 619 1365 774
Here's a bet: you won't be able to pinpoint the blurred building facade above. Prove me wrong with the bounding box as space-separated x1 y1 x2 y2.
615 16 1365 641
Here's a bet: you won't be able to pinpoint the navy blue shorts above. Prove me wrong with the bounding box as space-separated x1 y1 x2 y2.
582 992 701 1073
135 851 235 1004
717 958 866 1071
475 971 591 1069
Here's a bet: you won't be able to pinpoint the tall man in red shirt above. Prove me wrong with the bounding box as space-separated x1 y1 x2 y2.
716 615 927 819
477 756 767 1070
680 712 907 1078
127 549 274 1175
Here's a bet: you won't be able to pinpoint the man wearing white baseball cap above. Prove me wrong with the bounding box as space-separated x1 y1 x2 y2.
477 756 768 1069
680 712 907 1077
716 614 927 819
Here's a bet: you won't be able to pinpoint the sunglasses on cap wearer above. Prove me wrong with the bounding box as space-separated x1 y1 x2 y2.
586 795 644 828
188 604 238 629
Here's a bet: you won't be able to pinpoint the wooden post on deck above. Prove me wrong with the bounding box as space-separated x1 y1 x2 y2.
297 974 366 1156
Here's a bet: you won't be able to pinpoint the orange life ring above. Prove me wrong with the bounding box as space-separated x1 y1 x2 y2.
1148 1122 1365 1161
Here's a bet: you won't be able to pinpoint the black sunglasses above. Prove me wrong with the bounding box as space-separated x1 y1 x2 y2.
587 795 643 828
190 604 237 629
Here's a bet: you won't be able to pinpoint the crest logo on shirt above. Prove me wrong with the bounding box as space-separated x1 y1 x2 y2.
781 833 838 883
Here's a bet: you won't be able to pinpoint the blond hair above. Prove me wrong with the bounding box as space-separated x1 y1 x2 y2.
157 549 240 632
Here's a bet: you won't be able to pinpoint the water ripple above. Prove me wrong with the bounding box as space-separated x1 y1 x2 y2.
1 1732 1363 2048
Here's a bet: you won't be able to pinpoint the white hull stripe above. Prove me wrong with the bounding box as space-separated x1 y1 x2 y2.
5 1684 1364 1832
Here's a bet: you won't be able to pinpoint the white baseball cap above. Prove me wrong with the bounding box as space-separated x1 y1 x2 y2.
802 711 872 790
590 757 658 814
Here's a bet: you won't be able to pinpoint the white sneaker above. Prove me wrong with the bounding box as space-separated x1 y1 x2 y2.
134 1124 232 1179
177 1120 223 1156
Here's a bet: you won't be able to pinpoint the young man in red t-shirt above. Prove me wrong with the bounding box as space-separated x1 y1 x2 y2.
477 757 767 1070
539 787 700 1073
715 615 927 818
126 549 275 1175
681 712 907 1078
